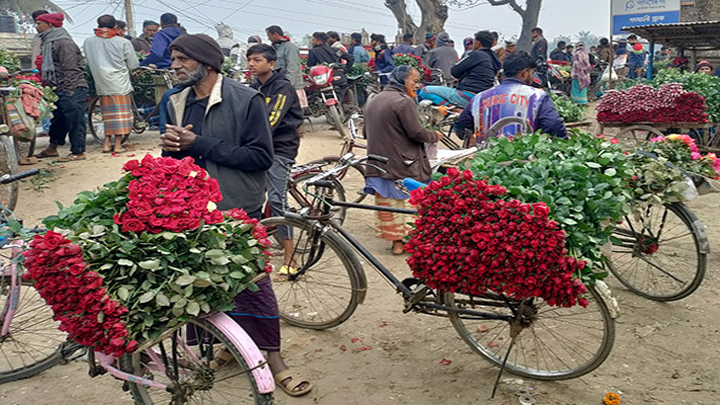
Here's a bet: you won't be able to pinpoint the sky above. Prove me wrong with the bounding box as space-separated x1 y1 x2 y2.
48 0 612 49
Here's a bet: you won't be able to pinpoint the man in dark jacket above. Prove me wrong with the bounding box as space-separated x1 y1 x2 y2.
550 41 567 62
140 13 183 69
393 33 414 55
33 13 89 162
414 32 436 65
132 20 159 53
427 32 458 82
307 31 353 71
456 51 567 143
160 34 313 397
247 44 302 265
530 27 548 64
451 30 501 95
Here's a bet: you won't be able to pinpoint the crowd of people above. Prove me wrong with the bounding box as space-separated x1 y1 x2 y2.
25 9 718 398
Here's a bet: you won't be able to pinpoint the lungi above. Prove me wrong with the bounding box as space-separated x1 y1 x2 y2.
100 94 134 135
374 195 415 241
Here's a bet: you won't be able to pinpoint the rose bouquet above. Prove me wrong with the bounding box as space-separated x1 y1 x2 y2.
406 168 588 308
23 155 270 356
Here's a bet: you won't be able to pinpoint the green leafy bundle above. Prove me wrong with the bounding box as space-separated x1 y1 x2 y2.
550 93 587 123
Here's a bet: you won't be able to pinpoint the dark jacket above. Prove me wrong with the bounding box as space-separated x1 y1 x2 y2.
140 26 183 69
48 38 88 94
307 43 354 72
414 42 433 65
393 43 414 55
531 37 548 63
451 48 501 94
363 86 437 182
132 33 152 53
162 75 274 213
549 48 566 62
374 47 395 84
250 69 302 160
427 33 458 82
456 78 567 139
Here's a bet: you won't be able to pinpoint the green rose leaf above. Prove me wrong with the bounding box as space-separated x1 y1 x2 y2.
139 259 161 270
139 291 155 303
176 274 196 286
118 258 134 266
186 301 200 316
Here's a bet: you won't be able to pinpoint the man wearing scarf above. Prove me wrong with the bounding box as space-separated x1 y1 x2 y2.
132 20 159 53
84 14 139 154
33 13 89 162
363 65 443 255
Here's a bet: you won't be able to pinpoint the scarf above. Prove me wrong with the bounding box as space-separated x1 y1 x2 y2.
38 27 72 84
94 27 117 39
572 47 592 90
387 65 416 97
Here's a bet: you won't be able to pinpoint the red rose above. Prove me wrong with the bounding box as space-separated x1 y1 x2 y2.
122 218 146 233
42 231 68 250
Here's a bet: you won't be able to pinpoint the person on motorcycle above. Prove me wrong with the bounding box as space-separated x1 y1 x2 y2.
549 41 567 63
530 27 548 64
349 32 370 62
327 31 348 53
307 31 354 110
455 51 567 143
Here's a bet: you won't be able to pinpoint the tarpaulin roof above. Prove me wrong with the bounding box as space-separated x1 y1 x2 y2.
622 20 720 50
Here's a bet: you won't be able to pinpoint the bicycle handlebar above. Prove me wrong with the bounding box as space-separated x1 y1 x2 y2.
304 154 388 189
0 168 39 184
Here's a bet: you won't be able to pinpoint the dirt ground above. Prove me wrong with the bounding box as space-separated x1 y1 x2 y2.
1 123 719 405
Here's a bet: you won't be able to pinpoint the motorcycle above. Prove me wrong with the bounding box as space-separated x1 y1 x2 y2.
532 62 568 96
304 64 351 139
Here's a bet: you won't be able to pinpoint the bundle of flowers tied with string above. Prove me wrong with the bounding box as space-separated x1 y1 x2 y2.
23 155 271 356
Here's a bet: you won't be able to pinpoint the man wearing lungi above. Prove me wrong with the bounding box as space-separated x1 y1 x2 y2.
84 14 139 154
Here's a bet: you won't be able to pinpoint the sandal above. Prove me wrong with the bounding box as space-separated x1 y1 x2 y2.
274 369 313 397
19 157 38 165
35 150 59 159
209 347 236 371
57 154 86 162
273 265 298 282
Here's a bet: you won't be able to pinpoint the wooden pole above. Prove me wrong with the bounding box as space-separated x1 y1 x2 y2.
125 0 136 38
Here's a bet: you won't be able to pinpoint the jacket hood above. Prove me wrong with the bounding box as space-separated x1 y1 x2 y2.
215 23 237 49
162 26 184 39
436 32 451 47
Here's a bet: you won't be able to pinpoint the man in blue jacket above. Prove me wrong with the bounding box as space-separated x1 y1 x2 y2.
140 13 183 69
456 51 567 143
348 32 370 63
626 35 646 79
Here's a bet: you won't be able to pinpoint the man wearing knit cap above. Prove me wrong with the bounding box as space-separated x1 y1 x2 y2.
132 20 159 53
33 12 89 162
160 34 309 396
140 13 183 69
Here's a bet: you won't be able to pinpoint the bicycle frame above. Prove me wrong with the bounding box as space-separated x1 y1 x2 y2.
91 311 275 394
0 241 23 336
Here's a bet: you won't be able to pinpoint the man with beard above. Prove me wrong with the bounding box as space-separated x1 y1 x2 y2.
132 20 159 53
159 34 312 398
140 13 184 69
456 51 566 143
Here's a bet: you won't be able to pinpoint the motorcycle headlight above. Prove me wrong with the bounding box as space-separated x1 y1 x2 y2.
312 73 330 86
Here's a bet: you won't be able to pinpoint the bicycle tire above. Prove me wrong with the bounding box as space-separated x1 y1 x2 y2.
287 171 347 225
260 216 365 330
0 136 19 212
87 97 103 142
0 262 67 383
123 317 273 405
328 104 350 140
609 202 707 301
307 157 367 204
443 285 615 380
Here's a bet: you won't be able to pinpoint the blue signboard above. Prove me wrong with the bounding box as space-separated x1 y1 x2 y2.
613 11 681 34
612 0 682 35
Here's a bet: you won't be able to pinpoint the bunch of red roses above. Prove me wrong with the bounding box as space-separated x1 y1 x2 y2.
598 84 708 123
114 155 225 233
23 231 138 355
405 168 588 308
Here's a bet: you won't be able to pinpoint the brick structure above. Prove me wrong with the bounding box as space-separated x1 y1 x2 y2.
682 0 720 22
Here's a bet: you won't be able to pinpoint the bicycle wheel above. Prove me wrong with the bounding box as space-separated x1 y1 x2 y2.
286 170 347 224
87 97 103 142
123 317 273 405
307 158 367 204
260 216 365 330
0 136 19 212
0 253 67 383
443 285 615 380
609 203 706 301
327 104 350 140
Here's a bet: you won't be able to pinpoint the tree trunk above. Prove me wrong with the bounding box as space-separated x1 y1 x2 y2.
384 0 448 45
516 0 542 52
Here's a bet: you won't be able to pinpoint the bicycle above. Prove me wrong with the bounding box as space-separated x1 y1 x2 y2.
260 154 617 383
0 168 85 384
87 67 175 143
0 81 27 212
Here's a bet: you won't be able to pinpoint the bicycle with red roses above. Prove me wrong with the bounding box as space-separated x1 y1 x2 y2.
261 154 617 390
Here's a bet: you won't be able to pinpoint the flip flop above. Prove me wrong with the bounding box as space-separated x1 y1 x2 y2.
19 156 39 165
56 154 86 162
273 265 298 282
274 369 313 397
35 150 59 159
